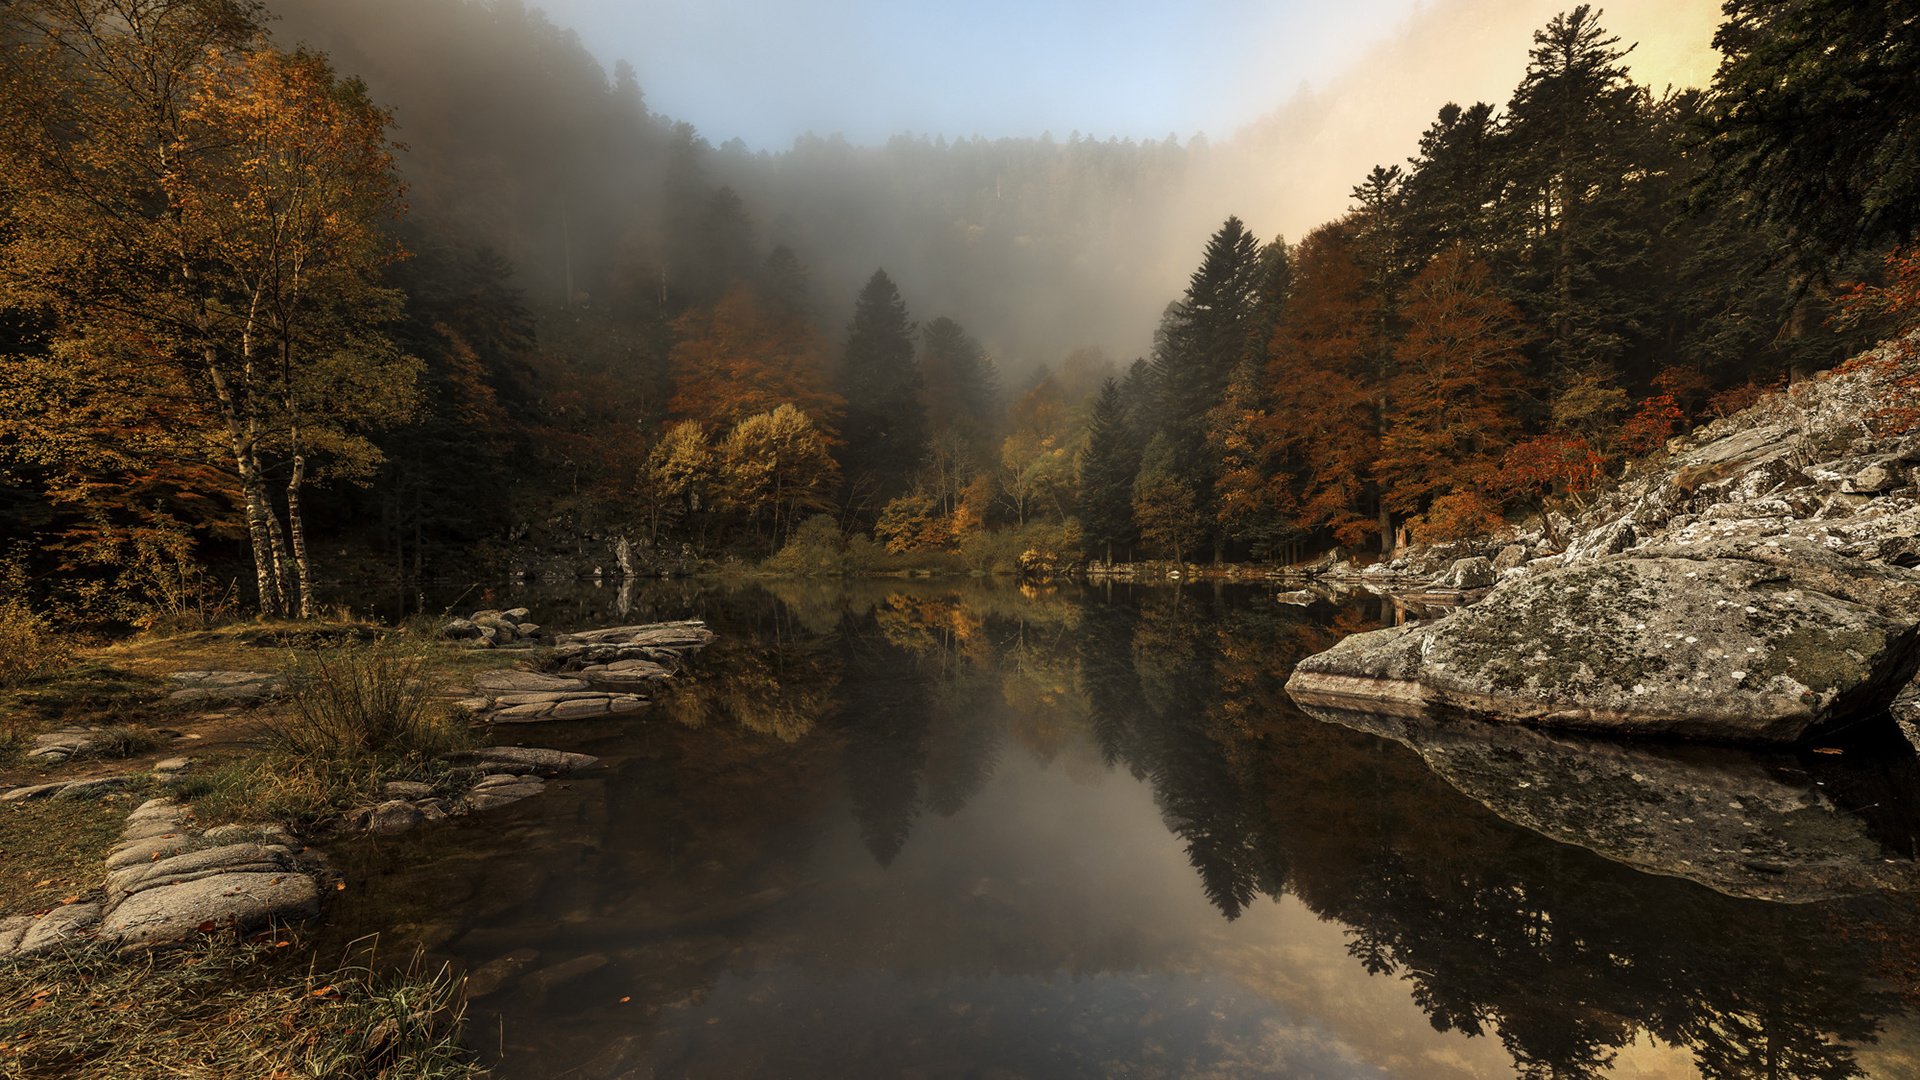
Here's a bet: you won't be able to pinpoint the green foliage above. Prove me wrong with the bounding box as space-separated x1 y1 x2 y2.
1698 0 1920 272
1077 378 1139 560
762 515 886 577
839 269 928 510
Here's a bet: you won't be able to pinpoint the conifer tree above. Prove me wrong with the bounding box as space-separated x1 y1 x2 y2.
837 269 926 511
1077 378 1138 562
1699 0 1920 275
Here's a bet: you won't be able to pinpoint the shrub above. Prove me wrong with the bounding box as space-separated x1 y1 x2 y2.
0 599 71 689
763 515 857 577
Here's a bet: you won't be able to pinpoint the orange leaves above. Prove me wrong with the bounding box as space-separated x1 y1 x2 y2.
667 286 843 435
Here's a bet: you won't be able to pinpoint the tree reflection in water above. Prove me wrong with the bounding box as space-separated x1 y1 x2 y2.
685 581 1916 1080
327 579 1920 1079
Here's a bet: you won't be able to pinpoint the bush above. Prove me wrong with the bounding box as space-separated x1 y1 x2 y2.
0 599 71 689
763 515 863 577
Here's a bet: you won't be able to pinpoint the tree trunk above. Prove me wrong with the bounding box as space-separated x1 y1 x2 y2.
285 417 314 619
202 347 283 616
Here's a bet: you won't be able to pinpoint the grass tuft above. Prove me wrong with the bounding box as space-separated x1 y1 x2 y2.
171 643 474 828
0 937 483 1079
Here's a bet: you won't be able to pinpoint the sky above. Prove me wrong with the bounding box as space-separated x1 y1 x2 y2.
534 0 1723 151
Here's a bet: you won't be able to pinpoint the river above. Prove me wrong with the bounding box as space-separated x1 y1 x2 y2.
319 578 1920 1079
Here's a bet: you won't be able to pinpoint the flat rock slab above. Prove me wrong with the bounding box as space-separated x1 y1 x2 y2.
99 872 319 946
451 746 598 774
167 670 283 703
490 694 648 723
579 658 674 691
1289 544 1920 745
1 775 135 802
108 843 294 902
471 671 588 694
555 621 713 649
9 902 104 955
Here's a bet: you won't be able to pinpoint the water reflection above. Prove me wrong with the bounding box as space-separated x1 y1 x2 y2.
322 580 1920 1079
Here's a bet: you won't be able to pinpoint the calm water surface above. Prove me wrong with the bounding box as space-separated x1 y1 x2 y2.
321 580 1920 1079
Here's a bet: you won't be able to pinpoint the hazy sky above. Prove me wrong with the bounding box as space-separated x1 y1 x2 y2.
537 0 1469 148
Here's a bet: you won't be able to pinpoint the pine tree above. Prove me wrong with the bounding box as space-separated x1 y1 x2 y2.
1501 5 1659 380
1077 378 1138 562
837 269 926 511
1148 216 1263 555
1699 0 1920 275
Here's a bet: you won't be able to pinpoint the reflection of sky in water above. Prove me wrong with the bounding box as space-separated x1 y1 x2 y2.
324 581 1920 1079
653 746 1689 1079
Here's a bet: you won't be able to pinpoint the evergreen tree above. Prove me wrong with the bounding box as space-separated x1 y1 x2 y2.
1077 378 1138 562
1502 5 1659 380
1400 102 1503 262
1149 216 1263 555
1699 0 1920 275
917 316 1001 466
837 269 926 511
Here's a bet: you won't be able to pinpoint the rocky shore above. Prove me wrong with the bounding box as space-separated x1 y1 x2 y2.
0 617 714 957
1289 337 1920 746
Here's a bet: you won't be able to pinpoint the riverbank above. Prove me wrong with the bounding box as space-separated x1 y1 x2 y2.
0 610 714 1076
1288 335 1920 746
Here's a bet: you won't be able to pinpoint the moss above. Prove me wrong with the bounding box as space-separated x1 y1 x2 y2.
1748 624 1883 696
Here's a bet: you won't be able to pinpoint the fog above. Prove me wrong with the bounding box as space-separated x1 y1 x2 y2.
271 0 1721 378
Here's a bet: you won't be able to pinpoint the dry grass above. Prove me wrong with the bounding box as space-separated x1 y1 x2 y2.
169 643 476 829
0 791 133 914
0 601 70 691
0 938 482 1078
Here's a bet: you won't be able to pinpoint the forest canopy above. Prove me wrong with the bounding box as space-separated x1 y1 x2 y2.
1 0 1915 617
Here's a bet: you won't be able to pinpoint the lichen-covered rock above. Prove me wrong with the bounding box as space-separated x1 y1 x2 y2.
1289 543 1920 744
450 746 598 774
98 872 319 946
1434 556 1495 590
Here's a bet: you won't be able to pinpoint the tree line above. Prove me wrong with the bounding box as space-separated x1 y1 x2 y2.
1 0 1914 620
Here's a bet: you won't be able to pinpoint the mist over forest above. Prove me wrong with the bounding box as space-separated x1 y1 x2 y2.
2 0 1913 618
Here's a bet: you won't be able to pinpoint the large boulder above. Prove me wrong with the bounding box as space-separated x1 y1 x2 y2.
1288 538 1920 744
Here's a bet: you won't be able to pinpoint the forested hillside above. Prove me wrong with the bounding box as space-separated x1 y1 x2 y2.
1 0 1913 621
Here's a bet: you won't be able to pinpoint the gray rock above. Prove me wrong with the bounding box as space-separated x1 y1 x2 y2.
450 746 598 774
1434 556 1496 591
150 757 191 773
502 608 532 623
1491 544 1530 574
366 799 424 835
555 621 713 650
441 617 483 641
0 915 32 956
471 671 588 694
578 658 673 691
1 776 134 802
1846 462 1896 493
17 902 103 954
108 843 292 902
166 670 282 704
98 872 320 946
382 780 435 799
1289 544 1920 744
105 833 197 870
